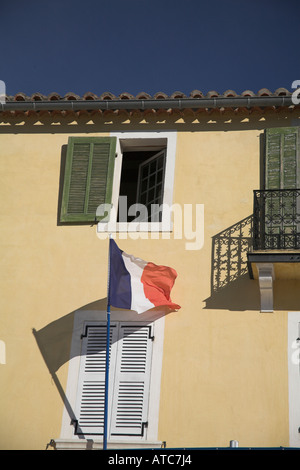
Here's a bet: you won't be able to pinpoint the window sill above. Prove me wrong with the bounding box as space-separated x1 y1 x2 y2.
97 222 173 233
53 438 163 450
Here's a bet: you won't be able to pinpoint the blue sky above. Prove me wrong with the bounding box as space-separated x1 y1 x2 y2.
1 0 299 97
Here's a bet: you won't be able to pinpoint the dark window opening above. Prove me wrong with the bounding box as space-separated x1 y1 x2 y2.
118 148 166 222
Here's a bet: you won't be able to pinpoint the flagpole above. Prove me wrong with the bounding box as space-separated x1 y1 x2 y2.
103 233 111 450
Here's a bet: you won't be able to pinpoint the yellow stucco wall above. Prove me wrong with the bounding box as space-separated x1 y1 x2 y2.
159 128 289 447
0 113 297 449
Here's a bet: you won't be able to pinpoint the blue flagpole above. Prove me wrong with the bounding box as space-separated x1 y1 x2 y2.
103 234 111 450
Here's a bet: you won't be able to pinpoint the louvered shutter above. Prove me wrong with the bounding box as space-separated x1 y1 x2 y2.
74 324 118 436
60 137 116 222
110 324 153 437
264 127 300 248
265 127 300 189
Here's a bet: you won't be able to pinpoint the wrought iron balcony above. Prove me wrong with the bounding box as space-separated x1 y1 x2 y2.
253 189 300 250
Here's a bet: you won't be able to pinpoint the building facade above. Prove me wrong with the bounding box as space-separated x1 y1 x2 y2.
1 89 300 449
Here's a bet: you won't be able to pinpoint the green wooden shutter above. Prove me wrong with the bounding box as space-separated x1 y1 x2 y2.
264 127 300 247
60 137 116 222
265 127 300 189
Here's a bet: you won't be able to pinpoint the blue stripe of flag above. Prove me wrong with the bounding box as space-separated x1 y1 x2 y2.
109 238 132 310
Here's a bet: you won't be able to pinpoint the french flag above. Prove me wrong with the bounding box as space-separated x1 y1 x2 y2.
109 239 180 314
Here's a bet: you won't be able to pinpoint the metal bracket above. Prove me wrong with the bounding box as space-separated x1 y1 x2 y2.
148 326 155 341
257 263 275 312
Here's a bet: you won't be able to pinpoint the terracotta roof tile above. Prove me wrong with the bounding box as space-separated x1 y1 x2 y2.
170 91 187 99
136 91 152 100
64 92 81 100
119 92 135 100
274 87 290 96
82 92 98 100
0 88 297 116
31 92 47 101
241 90 256 97
153 92 169 100
223 89 237 98
48 92 61 100
257 88 272 96
14 92 28 101
1 88 294 102
99 92 116 100
189 90 204 98
205 90 219 98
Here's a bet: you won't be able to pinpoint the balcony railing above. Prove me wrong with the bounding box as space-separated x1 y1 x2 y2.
253 189 300 250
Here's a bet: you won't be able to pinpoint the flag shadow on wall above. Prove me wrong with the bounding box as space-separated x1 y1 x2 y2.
33 298 106 375
32 298 108 430
32 298 116 435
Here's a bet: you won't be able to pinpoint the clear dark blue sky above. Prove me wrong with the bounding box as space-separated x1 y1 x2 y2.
1 0 299 97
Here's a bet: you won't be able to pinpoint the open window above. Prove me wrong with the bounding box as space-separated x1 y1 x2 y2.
109 131 177 232
59 132 177 231
118 139 167 223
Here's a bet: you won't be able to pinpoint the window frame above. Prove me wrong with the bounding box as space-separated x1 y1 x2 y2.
56 309 165 449
136 149 167 222
74 321 153 439
97 131 177 233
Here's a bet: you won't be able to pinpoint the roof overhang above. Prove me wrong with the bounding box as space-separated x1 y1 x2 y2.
0 88 299 114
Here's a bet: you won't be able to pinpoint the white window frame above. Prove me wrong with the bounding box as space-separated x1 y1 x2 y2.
136 149 167 222
55 309 165 450
97 131 177 233
288 311 300 447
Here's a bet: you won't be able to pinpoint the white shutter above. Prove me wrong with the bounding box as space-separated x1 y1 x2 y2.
74 323 118 436
110 324 153 437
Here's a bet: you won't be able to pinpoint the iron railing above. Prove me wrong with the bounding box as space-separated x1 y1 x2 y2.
253 189 300 250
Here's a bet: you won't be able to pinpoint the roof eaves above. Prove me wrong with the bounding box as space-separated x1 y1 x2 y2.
0 88 298 114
